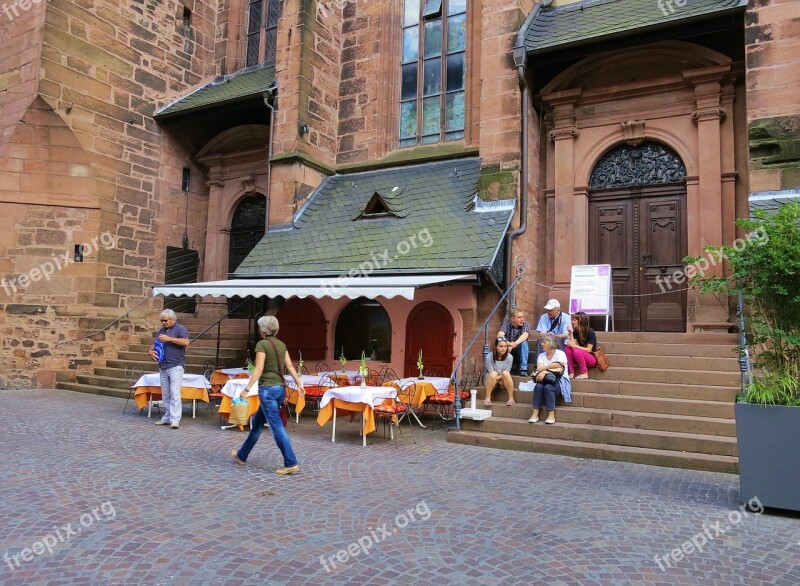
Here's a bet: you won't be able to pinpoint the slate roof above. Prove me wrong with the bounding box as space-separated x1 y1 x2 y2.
233 158 515 278
523 0 747 54
750 189 800 218
155 66 275 119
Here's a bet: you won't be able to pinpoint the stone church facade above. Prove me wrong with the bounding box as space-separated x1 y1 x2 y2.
0 0 798 388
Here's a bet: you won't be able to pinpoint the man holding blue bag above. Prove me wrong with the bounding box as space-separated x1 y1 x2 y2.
148 309 190 429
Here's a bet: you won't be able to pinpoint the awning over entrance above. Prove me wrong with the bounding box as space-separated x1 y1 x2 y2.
152 274 477 301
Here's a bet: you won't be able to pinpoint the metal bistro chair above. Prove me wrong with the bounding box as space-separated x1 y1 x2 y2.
314 362 330 374
202 363 225 423
378 366 399 385
374 380 416 447
122 364 145 415
304 372 338 414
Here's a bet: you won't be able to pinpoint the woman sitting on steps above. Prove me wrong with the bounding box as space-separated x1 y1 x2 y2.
484 337 515 406
565 311 598 380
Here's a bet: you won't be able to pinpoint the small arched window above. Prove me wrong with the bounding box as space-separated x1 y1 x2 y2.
334 298 392 362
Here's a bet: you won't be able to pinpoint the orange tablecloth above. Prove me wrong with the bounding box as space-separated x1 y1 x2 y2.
210 368 250 392
133 386 209 410
383 378 453 407
218 386 306 422
316 386 396 443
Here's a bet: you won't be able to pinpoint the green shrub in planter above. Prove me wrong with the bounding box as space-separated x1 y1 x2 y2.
688 201 800 510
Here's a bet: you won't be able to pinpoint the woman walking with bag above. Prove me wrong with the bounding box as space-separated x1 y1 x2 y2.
230 316 305 475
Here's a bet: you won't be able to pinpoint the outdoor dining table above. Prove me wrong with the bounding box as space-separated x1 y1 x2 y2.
210 367 250 392
218 378 306 430
132 373 211 418
316 385 397 446
317 370 361 385
382 376 452 428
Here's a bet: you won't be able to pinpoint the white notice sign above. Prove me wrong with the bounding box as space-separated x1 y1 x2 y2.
569 264 613 320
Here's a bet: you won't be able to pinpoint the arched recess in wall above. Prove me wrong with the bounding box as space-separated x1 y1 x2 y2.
227 192 266 316
404 301 454 377
334 298 392 362
276 297 327 360
587 140 687 333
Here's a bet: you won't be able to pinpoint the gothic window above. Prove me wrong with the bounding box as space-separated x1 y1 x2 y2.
400 0 466 148
589 141 687 190
246 0 283 67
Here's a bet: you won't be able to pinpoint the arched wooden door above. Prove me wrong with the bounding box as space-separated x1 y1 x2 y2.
276 298 327 360
588 142 687 331
404 302 454 377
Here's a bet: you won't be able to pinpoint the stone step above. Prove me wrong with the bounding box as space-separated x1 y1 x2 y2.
459 416 738 456
601 342 738 358
56 382 129 400
571 379 738 401
137 333 252 346
128 343 243 357
607 354 740 371
447 430 738 474
115 351 244 366
78 374 132 390
592 366 739 386
483 405 736 437
573 393 734 419
105 359 241 372
597 332 738 344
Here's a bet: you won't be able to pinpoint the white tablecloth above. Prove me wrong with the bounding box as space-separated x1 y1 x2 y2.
393 376 451 394
319 385 396 410
133 373 210 388
220 379 257 398
218 367 249 377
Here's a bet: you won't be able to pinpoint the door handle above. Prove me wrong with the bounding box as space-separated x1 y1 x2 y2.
641 253 651 265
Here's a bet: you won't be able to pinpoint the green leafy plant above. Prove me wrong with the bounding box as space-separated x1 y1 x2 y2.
686 201 800 405
246 358 255 372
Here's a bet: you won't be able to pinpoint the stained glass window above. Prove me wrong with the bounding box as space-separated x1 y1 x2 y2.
246 0 283 67
400 0 466 147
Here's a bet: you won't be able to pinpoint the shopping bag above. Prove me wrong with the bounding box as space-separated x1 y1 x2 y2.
228 400 251 426
594 347 610 372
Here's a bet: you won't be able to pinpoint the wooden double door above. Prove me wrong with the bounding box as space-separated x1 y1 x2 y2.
588 185 687 332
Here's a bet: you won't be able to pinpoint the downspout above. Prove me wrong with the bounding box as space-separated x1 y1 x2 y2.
505 3 542 304
262 83 278 236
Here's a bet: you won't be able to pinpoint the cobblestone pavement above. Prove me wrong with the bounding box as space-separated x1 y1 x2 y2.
1 389 799 585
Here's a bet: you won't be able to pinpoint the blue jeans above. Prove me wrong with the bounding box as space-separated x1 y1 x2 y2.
511 339 529 371
533 382 559 411
236 384 298 467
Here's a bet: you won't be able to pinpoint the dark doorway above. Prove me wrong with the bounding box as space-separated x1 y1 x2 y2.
227 193 266 317
404 302 454 377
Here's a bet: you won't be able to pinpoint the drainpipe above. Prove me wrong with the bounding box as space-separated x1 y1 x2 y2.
263 83 278 236
504 2 544 310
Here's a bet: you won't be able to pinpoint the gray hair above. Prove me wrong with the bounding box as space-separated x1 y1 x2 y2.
160 309 177 320
258 315 279 336
541 333 558 350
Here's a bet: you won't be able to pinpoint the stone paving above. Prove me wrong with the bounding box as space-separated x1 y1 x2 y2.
1 389 799 585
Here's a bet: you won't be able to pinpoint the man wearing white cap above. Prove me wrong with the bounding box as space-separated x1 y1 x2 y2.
536 299 570 352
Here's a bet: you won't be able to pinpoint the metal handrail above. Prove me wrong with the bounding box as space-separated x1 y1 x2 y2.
190 297 252 367
737 290 753 397
449 270 524 429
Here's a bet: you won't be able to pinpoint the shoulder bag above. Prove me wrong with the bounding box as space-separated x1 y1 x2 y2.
593 346 610 372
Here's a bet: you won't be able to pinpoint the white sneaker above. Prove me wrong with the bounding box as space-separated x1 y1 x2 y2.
154 420 169 426
528 416 538 423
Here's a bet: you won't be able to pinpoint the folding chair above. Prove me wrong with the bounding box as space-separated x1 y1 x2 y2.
374 380 416 447
122 364 145 415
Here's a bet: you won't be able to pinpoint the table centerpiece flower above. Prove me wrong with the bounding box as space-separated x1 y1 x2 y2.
359 351 369 388
339 346 347 373
417 349 424 380
297 350 303 372
246 358 255 373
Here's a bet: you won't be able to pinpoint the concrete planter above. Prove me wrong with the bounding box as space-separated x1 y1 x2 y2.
735 401 800 512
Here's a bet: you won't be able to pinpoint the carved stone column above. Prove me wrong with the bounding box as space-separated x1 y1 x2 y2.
545 89 582 285
203 177 226 282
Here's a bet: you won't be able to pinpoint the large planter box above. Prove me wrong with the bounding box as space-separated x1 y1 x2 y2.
735 401 800 512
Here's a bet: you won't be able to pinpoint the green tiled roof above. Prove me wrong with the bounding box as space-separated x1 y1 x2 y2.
233 158 515 277
523 0 747 54
155 66 275 119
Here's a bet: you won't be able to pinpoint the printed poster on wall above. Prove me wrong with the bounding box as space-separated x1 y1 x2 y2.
569 264 612 315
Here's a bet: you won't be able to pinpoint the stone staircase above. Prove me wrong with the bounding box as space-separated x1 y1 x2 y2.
448 332 742 473
55 315 251 400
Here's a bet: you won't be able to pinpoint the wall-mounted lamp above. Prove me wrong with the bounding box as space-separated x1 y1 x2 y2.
298 122 309 136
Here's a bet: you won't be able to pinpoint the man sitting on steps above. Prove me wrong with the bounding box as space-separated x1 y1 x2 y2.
496 309 530 376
